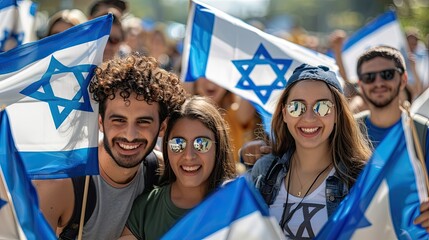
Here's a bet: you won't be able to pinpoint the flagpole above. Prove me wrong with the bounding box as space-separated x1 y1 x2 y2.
401 101 429 192
77 176 91 240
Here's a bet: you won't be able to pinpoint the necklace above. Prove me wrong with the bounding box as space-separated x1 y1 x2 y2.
293 158 331 197
279 159 332 229
294 163 304 197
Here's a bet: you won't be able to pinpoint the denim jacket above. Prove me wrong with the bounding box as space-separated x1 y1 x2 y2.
248 151 350 217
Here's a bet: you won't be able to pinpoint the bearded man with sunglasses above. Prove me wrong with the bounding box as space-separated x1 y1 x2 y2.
355 46 429 166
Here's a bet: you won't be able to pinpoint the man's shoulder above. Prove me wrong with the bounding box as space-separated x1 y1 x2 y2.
33 178 75 229
33 178 73 195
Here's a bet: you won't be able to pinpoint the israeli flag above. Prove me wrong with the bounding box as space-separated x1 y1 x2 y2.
15 0 38 45
411 87 429 119
181 0 340 131
315 114 429 239
340 10 409 83
0 15 112 179
162 177 285 240
0 0 17 51
0 111 56 240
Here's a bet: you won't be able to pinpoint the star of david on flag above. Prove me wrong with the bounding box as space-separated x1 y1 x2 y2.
233 44 292 104
181 0 341 132
0 14 112 179
20 56 95 129
315 114 429 239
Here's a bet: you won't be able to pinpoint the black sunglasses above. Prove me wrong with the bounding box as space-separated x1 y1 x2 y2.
359 68 403 84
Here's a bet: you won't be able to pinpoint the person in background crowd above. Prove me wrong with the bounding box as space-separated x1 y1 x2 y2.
145 23 174 71
88 0 128 18
90 8 125 61
194 77 262 173
355 46 429 163
406 27 428 96
45 9 87 37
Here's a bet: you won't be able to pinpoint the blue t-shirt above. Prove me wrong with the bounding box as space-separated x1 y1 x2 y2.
365 117 429 177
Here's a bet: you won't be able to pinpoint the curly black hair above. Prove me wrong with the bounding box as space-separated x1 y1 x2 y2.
89 54 187 122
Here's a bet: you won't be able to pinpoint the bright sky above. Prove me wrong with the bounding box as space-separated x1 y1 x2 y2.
163 0 270 18
197 0 270 18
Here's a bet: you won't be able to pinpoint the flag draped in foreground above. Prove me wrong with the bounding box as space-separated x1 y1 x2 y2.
162 177 285 240
315 115 428 239
181 0 340 132
340 10 409 83
0 111 56 240
0 14 112 179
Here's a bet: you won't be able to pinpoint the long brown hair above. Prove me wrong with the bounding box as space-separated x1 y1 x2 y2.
160 96 236 194
271 81 372 187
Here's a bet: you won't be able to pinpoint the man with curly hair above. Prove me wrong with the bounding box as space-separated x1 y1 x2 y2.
34 54 187 240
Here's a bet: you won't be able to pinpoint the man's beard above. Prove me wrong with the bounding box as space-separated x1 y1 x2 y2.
103 132 159 169
361 83 401 109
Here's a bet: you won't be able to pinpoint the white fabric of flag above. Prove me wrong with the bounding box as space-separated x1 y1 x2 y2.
0 111 56 240
315 114 429 239
340 10 410 83
0 14 112 179
162 177 285 240
181 0 341 129
15 0 38 45
411 87 429 119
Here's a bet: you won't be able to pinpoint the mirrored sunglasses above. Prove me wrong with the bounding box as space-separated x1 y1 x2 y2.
359 68 403 84
286 100 334 118
168 137 214 153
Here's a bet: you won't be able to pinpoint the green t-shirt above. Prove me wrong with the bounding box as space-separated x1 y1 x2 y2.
126 184 190 240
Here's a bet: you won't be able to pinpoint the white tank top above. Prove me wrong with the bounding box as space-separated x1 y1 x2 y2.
270 168 335 239
82 164 145 240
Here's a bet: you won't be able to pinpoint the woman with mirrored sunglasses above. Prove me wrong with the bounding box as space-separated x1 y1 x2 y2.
248 64 372 239
122 96 236 240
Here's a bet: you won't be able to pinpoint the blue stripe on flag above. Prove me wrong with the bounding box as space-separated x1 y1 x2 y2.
343 10 396 51
0 14 112 74
184 3 215 81
162 177 271 239
0 111 56 240
0 0 16 9
315 117 428 239
21 148 98 179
